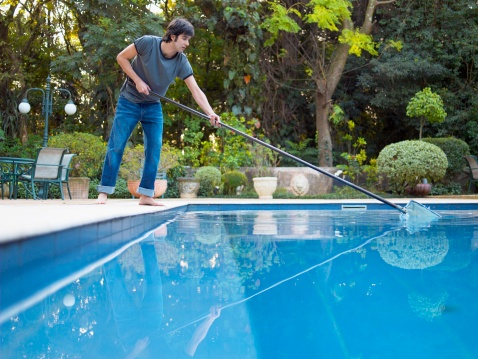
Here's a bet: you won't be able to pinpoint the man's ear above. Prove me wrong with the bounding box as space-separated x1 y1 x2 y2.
170 35 176 42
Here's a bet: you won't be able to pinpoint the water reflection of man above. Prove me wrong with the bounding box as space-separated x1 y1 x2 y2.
104 239 165 358
103 228 222 358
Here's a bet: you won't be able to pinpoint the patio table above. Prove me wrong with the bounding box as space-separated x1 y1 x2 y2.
0 157 35 199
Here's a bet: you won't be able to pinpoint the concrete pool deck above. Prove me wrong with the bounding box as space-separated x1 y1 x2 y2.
1 196 478 243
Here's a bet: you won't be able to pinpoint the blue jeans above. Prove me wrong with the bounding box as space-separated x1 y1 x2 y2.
97 96 163 197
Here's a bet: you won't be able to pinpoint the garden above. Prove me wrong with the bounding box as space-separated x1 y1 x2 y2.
1 0 477 200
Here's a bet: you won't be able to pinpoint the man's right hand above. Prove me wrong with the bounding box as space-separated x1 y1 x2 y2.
136 80 151 95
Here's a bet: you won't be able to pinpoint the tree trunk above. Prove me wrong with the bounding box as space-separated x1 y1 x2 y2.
316 90 333 166
316 35 351 166
314 0 394 166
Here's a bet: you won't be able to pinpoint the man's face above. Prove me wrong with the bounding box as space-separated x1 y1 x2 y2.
171 34 191 53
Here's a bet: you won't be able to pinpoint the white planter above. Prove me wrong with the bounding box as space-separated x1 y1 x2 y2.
253 177 278 199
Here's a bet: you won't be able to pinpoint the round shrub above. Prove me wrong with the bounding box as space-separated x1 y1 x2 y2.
422 137 470 176
195 166 222 197
49 132 106 179
377 140 448 194
222 170 248 195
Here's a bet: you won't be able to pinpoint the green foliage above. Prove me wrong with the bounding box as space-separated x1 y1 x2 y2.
333 113 378 187
422 137 470 177
282 138 318 167
377 140 448 194
222 170 248 195
158 142 182 172
48 132 106 179
262 0 378 59
214 113 255 171
119 142 180 180
89 178 131 199
195 166 222 197
119 144 144 180
0 134 43 158
303 0 351 31
406 87 447 140
179 116 205 168
250 139 280 177
339 29 378 56
165 165 186 199
261 2 301 46
430 182 462 196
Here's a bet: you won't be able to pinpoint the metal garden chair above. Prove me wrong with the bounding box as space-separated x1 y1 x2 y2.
60 153 76 199
464 155 478 193
19 147 67 200
0 163 12 199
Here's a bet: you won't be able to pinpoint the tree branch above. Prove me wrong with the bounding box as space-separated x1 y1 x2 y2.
377 0 397 5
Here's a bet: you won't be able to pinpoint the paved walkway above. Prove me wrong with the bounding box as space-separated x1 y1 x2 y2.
1 196 477 242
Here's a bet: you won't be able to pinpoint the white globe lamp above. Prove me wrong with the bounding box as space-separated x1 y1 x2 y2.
64 101 77 115
18 99 31 114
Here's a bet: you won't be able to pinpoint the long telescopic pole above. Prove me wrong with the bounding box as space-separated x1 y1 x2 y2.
150 91 407 214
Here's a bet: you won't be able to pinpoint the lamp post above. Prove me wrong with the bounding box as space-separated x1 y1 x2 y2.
18 75 77 147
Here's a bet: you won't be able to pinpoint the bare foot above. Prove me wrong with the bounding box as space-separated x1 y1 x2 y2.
95 192 108 204
139 195 165 206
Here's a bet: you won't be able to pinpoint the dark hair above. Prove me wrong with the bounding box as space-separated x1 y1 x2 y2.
163 18 194 43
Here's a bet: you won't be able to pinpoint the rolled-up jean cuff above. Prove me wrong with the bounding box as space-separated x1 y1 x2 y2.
137 186 155 197
97 185 115 195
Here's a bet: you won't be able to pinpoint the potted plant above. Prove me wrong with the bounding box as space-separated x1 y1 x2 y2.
49 132 106 199
120 143 179 198
250 140 279 199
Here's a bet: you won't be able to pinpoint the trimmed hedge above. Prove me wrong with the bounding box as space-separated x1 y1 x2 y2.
222 170 248 195
422 137 470 176
195 166 222 197
377 140 448 194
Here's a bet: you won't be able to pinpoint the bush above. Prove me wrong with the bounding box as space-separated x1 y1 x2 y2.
422 137 470 176
195 166 222 197
0 134 42 158
222 170 248 195
377 140 448 194
89 178 130 199
164 165 186 198
49 132 106 179
430 182 462 195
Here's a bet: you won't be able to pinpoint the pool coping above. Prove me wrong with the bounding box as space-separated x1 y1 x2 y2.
1 197 478 243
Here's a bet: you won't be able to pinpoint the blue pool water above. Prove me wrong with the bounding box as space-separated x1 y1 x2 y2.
1 207 478 358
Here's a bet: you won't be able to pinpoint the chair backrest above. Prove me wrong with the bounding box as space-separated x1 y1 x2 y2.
60 154 76 181
34 148 67 179
464 155 478 180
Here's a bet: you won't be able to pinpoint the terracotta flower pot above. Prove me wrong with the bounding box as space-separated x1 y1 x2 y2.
127 179 168 198
413 179 432 197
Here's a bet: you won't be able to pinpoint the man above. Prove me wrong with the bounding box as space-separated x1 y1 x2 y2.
96 18 220 205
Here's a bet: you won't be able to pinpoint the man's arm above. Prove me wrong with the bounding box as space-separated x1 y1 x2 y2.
116 44 151 95
184 76 221 127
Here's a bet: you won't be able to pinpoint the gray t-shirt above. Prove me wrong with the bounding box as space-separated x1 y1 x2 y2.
120 35 193 103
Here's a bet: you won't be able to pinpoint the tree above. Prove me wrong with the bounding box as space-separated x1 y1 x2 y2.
406 87 447 140
260 0 397 166
349 0 478 154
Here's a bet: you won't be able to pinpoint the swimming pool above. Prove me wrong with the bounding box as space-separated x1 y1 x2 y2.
1 206 477 358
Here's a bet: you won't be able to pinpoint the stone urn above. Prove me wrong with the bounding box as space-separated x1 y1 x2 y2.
177 177 200 198
253 177 278 199
127 179 168 198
